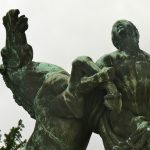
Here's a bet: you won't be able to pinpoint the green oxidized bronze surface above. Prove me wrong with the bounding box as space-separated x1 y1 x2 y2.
1 10 150 150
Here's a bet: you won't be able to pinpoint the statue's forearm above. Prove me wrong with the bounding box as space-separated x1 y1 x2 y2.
76 70 111 94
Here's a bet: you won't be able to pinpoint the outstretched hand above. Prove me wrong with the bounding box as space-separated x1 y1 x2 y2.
3 9 28 33
1 9 33 69
3 9 28 47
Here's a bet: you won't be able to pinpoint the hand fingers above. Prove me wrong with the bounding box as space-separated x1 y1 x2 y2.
3 9 20 29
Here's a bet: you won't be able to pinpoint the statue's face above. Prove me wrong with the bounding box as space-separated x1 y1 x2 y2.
1 47 20 68
112 20 139 50
112 20 131 38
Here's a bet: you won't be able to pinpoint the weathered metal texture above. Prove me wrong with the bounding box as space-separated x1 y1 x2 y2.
96 20 150 150
1 10 150 150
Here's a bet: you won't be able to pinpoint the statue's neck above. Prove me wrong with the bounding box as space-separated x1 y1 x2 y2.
119 43 140 56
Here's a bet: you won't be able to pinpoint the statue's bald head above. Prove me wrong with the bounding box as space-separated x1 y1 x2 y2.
111 20 139 50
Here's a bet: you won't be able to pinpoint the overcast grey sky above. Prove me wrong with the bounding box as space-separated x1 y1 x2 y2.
0 0 150 149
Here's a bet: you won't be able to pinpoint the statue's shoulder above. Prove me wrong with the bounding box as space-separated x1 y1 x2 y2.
27 61 68 75
96 50 118 68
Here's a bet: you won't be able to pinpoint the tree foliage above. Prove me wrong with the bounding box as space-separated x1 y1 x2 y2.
0 120 26 150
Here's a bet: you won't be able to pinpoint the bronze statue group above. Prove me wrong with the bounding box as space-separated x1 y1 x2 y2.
1 9 150 150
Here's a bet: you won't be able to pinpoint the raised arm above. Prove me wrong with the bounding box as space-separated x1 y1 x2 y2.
0 9 68 119
1 9 33 68
0 9 72 120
